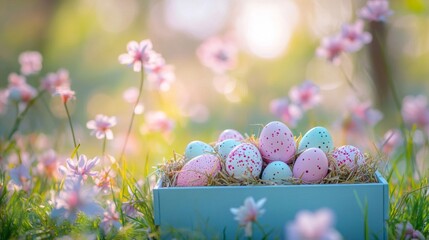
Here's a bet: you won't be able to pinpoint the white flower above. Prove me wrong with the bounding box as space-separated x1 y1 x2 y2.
59 155 100 180
230 197 266 237
51 177 103 222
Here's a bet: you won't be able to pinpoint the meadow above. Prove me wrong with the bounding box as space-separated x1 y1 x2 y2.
0 0 428 239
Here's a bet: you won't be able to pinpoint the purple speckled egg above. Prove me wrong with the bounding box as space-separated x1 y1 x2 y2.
176 154 221 187
332 145 365 169
226 143 263 180
218 129 244 142
258 121 296 164
293 148 328 183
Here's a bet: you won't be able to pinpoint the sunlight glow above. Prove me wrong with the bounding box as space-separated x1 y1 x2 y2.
163 0 230 39
235 0 300 59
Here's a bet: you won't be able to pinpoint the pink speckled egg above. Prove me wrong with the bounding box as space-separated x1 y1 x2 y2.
332 145 365 169
218 129 245 142
293 148 328 183
176 154 221 187
258 121 296 164
226 143 263 180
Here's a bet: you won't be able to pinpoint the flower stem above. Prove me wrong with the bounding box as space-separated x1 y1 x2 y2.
102 135 107 157
372 25 414 177
6 90 45 141
339 65 360 98
64 102 79 158
119 65 145 178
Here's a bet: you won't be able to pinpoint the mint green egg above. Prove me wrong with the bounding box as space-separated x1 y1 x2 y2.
298 126 334 153
185 141 215 160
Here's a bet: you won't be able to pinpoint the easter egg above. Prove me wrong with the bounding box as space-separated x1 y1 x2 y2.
215 139 242 160
258 121 296 164
298 126 334 153
293 148 329 183
332 145 365 169
176 154 221 186
218 129 245 142
226 143 263 180
261 161 292 184
184 141 214 160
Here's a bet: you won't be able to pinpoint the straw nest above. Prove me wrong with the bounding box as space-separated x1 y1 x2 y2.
157 136 382 188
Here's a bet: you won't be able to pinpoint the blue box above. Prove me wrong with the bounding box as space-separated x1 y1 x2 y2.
153 171 388 239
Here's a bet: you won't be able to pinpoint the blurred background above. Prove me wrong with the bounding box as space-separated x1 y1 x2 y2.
1 0 429 174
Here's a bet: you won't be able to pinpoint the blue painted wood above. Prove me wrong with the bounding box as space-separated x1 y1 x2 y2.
153 171 388 239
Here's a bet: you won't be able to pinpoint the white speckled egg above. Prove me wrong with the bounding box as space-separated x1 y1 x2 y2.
215 139 242 160
226 143 263 180
218 129 245 142
298 126 334 153
258 121 296 164
261 161 292 184
184 141 214 160
176 154 221 186
332 145 365 169
293 148 329 183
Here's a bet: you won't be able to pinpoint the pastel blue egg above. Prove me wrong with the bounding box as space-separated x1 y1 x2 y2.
185 141 214 160
261 161 292 184
215 139 241 160
298 126 334 153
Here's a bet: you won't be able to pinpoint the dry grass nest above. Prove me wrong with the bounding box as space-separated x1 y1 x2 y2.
157 136 382 188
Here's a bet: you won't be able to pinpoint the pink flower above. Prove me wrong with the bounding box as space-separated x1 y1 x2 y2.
94 168 115 194
401 95 429 128
86 114 117 140
142 111 175 135
270 98 302 128
0 89 9 114
380 129 402 156
9 164 31 192
118 40 155 72
396 222 425 240
7 73 36 103
100 201 121 233
123 87 139 104
147 61 175 92
349 99 383 126
230 197 266 237
341 20 372 52
18 51 42 75
289 81 321 110
36 149 62 179
41 69 71 94
51 178 103 222
54 88 75 103
59 155 100 180
316 35 345 65
286 208 342 240
359 0 393 22
197 36 238 73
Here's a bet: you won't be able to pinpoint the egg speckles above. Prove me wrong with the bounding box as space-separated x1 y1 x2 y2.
298 126 334 153
226 143 263 180
261 161 292 184
258 121 296 164
215 139 241 160
218 129 244 142
184 141 214 160
332 145 365 169
293 148 328 183
176 154 221 186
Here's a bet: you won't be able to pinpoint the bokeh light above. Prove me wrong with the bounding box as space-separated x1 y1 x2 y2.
235 0 300 59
